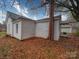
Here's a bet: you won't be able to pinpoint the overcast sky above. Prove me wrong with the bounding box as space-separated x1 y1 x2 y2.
0 0 69 24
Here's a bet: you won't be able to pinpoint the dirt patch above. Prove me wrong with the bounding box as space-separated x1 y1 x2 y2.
0 36 79 59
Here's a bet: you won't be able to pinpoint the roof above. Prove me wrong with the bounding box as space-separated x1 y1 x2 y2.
6 11 35 22
6 11 61 22
61 19 77 25
36 16 61 23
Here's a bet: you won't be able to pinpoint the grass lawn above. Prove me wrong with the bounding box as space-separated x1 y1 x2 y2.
0 36 79 59
0 32 6 38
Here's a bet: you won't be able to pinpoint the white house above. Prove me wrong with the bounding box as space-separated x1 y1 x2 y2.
61 19 79 36
6 11 61 40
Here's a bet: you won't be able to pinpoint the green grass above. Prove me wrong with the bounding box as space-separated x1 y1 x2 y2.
0 32 6 37
75 31 79 36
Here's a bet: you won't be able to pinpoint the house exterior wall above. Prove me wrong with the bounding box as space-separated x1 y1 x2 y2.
54 20 60 40
61 24 71 28
6 16 22 40
61 22 79 35
36 19 60 40
21 20 36 40
61 27 72 33
60 24 72 37
6 18 13 36
13 21 22 40
71 22 79 33
61 24 72 33
35 22 49 38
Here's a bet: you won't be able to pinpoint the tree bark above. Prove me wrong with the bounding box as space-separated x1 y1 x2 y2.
49 0 55 40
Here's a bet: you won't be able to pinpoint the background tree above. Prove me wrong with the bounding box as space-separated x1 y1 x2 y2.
56 0 79 21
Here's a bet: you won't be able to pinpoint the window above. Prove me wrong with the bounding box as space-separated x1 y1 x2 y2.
16 24 18 33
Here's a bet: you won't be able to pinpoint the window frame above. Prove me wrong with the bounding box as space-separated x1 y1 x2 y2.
16 23 18 33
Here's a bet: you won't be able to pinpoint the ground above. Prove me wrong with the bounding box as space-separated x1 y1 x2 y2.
0 32 6 38
0 35 79 59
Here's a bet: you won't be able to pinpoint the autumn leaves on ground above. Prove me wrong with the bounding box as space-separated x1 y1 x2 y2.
0 35 79 59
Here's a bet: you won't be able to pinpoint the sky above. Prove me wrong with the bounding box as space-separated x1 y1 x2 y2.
0 0 69 24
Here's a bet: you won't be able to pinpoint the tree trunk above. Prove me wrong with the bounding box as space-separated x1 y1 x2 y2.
49 0 55 40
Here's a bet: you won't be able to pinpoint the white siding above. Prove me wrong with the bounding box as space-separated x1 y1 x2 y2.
61 25 71 28
6 16 60 40
36 20 60 40
7 18 13 36
36 22 49 38
71 22 79 33
61 28 72 33
13 21 22 40
22 20 36 40
61 24 72 34
54 20 60 40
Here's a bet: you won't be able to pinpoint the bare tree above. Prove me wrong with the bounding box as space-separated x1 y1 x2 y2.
56 0 79 21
